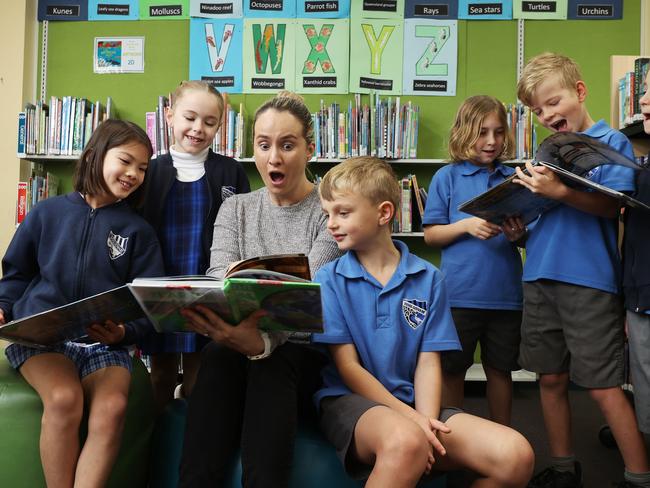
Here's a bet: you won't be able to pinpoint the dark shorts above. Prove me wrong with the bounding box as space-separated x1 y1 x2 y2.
319 393 461 480
5 342 132 377
519 280 625 388
441 308 522 374
138 331 211 355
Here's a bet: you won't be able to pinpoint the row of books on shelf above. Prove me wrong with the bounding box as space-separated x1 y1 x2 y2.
15 163 59 225
618 57 650 129
506 103 537 160
394 174 427 233
17 96 113 156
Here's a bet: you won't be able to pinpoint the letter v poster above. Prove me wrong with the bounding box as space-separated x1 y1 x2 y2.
402 19 457 96
190 18 243 92
242 19 296 93
295 19 349 94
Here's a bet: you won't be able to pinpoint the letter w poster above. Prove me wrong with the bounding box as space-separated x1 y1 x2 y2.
402 19 457 96
349 19 403 94
295 19 349 94
190 18 244 93
243 19 296 93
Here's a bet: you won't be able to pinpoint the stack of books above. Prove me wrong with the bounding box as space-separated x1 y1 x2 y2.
506 103 537 161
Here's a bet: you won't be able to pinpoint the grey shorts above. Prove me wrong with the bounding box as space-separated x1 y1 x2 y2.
519 280 625 388
627 310 650 433
442 308 522 374
5 342 132 377
319 393 461 480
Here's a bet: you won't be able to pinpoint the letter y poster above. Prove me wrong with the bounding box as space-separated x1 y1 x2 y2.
190 18 243 92
402 19 457 96
243 19 296 92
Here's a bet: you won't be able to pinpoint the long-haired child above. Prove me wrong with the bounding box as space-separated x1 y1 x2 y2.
0 119 164 487
423 95 524 425
139 81 250 411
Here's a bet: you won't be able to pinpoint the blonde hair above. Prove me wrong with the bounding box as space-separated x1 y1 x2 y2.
171 80 225 115
448 95 514 162
319 157 399 219
517 52 583 107
253 91 314 145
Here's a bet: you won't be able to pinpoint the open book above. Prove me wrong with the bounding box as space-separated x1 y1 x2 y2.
0 254 321 348
458 132 650 225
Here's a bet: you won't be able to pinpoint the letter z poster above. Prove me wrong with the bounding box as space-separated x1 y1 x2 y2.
243 19 296 92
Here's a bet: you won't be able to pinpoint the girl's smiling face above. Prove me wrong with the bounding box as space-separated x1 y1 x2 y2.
469 111 506 168
166 89 222 155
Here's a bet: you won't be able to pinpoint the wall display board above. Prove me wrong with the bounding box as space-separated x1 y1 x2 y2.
189 18 243 92
190 0 243 17
242 19 297 92
38 0 88 20
243 0 297 18
458 0 512 19
349 19 404 94
351 0 405 20
88 0 140 20
140 0 190 19
405 0 459 19
567 0 621 20
402 19 457 96
295 19 350 94
296 0 350 18
513 0 567 19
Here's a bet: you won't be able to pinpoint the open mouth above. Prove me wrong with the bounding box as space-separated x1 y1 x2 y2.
269 171 285 184
550 119 567 131
186 135 203 145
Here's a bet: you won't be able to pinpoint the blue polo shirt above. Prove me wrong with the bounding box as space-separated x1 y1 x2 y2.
422 161 523 310
312 240 460 406
524 120 635 293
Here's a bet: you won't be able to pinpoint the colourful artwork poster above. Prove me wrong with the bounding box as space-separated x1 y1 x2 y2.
242 19 296 92
139 0 189 19
190 18 243 92
190 0 243 17
89 0 139 20
296 0 350 18
405 0 459 19
567 0 621 20
38 0 88 20
402 19 457 96
513 0 567 19
349 19 403 94
458 0 512 19
295 19 349 94
243 0 296 18
350 0 405 19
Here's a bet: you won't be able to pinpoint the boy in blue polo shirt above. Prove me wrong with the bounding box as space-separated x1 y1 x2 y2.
313 156 534 487
516 52 650 488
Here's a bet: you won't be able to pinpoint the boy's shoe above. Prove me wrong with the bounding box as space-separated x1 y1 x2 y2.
527 462 583 488
616 482 645 487
173 383 184 399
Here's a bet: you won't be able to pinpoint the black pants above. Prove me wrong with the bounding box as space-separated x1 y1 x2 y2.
178 341 327 488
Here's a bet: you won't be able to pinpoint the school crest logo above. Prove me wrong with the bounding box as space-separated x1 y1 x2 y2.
402 299 427 330
222 185 236 201
107 231 128 260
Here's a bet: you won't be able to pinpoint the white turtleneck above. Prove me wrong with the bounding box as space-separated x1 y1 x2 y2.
169 145 209 182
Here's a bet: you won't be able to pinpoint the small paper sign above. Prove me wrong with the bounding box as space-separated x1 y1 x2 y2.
94 37 145 74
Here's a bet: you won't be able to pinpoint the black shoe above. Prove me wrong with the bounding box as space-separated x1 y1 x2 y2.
527 462 583 488
616 482 645 488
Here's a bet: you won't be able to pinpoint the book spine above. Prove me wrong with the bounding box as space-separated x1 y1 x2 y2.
17 112 26 154
401 176 412 233
16 182 28 225
145 112 157 156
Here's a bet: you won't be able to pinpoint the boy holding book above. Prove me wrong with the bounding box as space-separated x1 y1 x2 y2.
312 157 533 487
515 52 650 488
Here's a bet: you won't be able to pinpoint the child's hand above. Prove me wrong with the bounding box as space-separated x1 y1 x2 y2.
500 216 526 242
86 320 126 345
182 306 267 356
0 309 5 325
514 161 568 200
464 217 501 240
410 412 451 464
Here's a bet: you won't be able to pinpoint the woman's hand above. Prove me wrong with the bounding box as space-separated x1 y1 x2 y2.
86 320 126 345
464 217 501 240
182 305 267 356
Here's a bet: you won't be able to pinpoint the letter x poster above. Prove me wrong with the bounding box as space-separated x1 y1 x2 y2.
190 18 244 92
242 19 297 92
295 19 350 94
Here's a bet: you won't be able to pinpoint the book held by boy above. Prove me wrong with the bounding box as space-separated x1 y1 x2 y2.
458 132 650 225
0 254 322 348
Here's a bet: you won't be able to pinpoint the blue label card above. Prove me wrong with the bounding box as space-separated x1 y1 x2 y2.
402 18 457 96
513 0 567 19
351 0 405 20
190 18 244 92
243 0 296 18
405 0 458 19
89 0 139 20
190 0 243 17
567 0 621 19
296 0 350 18
458 0 512 19
242 19 296 92
38 0 89 20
